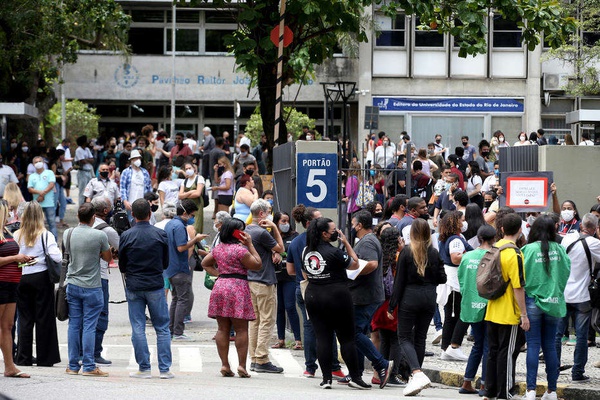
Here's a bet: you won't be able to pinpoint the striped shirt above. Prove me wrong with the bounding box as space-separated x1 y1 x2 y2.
0 234 21 283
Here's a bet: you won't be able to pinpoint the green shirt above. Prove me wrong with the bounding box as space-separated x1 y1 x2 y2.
522 241 571 318
64 225 110 289
457 248 488 323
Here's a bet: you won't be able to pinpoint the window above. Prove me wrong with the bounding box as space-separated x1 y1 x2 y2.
414 17 444 48
206 30 234 53
166 29 200 52
130 10 164 23
167 10 200 23
129 28 164 55
375 13 405 47
583 31 600 46
493 16 522 48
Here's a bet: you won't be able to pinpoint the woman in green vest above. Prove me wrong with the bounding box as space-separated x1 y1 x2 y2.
521 215 571 400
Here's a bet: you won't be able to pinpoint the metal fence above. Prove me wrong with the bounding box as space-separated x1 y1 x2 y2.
498 145 539 173
272 141 295 216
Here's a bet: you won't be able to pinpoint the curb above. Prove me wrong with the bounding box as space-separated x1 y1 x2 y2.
422 367 600 400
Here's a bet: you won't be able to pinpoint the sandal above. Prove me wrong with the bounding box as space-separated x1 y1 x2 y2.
220 368 234 377
293 342 303 350
271 341 285 349
237 366 251 378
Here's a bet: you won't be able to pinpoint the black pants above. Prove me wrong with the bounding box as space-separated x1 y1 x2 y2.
442 290 469 350
305 282 360 382
16 270 61 366
485 322 525 399
379 328 401 375
396 285 436 371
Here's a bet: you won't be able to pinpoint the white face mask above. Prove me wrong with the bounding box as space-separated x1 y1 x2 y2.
499 137 505 143
132 159 142 168
10 143 17 149
34 162 43 170
561 209 575 222
22 146 29 152
213 224 219 233
520 135 526 141
279 223 290 233
266 214 273 222
185 169 194 177
527 216 536 226
306 135 312 141
461 221 469 233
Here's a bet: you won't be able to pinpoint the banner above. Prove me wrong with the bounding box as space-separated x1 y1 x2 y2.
373 97 524 113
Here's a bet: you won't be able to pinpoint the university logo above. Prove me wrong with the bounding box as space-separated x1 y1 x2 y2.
114 63 139 89
304 251 327 275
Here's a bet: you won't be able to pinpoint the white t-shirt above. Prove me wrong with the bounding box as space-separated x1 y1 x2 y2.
579 140 594 146
158 179 182 205
185 175 205 189
481 175 498 193
184 138 197 153
562 233 600 303
75 147 94 171
466 175 482 195
129 168 145 203
0 165 18 196
58 144 73 171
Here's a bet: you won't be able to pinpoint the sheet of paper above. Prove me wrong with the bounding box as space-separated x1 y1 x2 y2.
346 259 368 280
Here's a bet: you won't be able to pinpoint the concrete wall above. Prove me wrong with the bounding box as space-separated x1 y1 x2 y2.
538 146 600 214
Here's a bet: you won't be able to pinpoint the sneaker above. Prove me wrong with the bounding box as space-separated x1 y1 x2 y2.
82 368 108 377
525 390 536 400
65 368 79 375
371 376 381 385
130 370 152 379
443 346 469 361
559 364 573 371
303 370 315 378
348 377 372 390
159 371 175 379
403 371 431 396
172 334 193 342
254 362 283 373
594 361 600 368
183 315 192 324
337 375 351 385
466 334 475 342
432 332 442 346
66 198 74 204
94 356 112 365
320 379 332 389
541 391 558 400
424 351 434 357
145 315 152 326
331 369 345 380
561 336 568 344
572 375 590 383
387 375 407 387
566 338 576 346
377 360 394 388
250 362 257 371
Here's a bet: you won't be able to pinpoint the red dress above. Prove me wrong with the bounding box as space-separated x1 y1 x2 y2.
207 243 256 320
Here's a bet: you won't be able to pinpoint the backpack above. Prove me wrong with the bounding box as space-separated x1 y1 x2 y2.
111 200 131 236
476 242 523 300
355 181 375 208
186 176 210 208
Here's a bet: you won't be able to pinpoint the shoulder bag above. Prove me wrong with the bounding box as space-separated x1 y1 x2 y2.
42 232 62 284
55 229 73 321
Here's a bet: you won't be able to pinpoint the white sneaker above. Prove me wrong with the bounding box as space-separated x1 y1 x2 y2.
159 371 174 379
130 370 152 379
541 391 557 400
443 346 469 361
432 332 442 346
403 371 431 396
525 390 536 400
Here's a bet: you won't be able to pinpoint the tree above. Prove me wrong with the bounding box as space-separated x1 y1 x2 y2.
0 0 129 143
44 100 100 145
244 106 317 145
188 0 576 171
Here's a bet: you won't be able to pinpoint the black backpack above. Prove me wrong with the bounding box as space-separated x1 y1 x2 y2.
111 200 131 236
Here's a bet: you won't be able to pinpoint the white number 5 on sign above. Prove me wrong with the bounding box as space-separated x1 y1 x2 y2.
306 169 327 203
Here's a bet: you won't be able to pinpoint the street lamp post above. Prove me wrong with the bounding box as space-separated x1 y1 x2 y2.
335 81 356 168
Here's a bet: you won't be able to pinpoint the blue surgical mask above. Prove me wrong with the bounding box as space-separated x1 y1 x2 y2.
494 169 499 176
369 169 375 177
172 172 179 180
267 199 273 206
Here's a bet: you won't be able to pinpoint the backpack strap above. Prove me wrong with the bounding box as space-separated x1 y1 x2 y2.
94 222 110 231
566 234 593 279
498 242 525 287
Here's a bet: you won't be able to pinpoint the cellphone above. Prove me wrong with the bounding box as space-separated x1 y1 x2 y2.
233 229 244 241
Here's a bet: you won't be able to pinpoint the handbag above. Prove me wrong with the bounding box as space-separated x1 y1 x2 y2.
55 229 73 321
189 245 203 272
42 232 61 284
204 271 217 290
355 181 374 208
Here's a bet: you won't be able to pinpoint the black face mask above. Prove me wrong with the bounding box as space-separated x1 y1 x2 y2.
99 171 109 179
151 204 159 212
373 212 383 218
217 166 225 175
435 139 441 143
462 141 468 146
329 231 339 242
419 213 430 220
481 151 490 158
245 169 254 176
484 201 493 209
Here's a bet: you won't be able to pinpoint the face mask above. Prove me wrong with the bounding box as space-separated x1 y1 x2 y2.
99 171 109 179
481 151 490 157
172 172 179 180
306 135 312 141
494 169 500 175
240 151 248 157
119 139 125 144
266 214 274 222
419 213 430 220
444 182 452 191
484 201 493 209
185 168 194 177
279 223 290 233
213 224 220 233
461 221 469 233
371 136 376 141
132 159 142 168
369 169 375 177
329 231 339 242
109 165 116 172
520 135 526 141
374 212 383 218
34 162 43 170
10 143 17 149
383 141 389 146
22 146 29 152
561 209 575 222
245 169 254 176
466 167 471 176
151 204 159 212
217 166 225 175
436 139 441 143
462 141 468 146
428 148 435 155
527 216 536 226
499 137 505 143
266 199 273 206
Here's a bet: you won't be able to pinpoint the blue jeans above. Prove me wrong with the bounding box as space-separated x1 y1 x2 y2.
77 170 92 206
42 206 57 239
56 183 67 220
127 288 172 372
433 305 443 331
295 286 340 373
94 279 109 358
555 301 592 379
67 284 103 372
276 280 301 341
464 321 488 383
354 302 387 372
526 296 560 391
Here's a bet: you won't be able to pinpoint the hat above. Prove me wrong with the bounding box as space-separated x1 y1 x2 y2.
129 149 142 160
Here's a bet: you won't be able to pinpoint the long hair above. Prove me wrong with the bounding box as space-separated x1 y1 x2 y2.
527 215 558 274
3 182 23 212
306 217 333 252
218 156 234 174
379 227 400 275
464 203 485 241
157 166 171 185
15 201 45 247
409 219 431 276
219 218 246 244
0 200 8 241
439 211 463 242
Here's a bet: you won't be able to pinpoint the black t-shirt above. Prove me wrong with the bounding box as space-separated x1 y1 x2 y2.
302 242 351 285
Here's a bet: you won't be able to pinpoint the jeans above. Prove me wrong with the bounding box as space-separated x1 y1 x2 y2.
526 296 560 391
127 288 172 372
56 183 67 220
464 321 488 383
354 301 387 372
295 286 340 373
555 301 592 379
66 284 103 372
77 170 92 206
433 305 443 331
169 272 192 336
276 280 301 341
94 279 109 358
42 206 57 239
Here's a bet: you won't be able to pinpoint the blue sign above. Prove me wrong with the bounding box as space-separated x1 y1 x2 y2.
296 153 338 209
373 97 524 113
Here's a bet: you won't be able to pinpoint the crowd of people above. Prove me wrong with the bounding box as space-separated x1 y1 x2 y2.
0 126 599 400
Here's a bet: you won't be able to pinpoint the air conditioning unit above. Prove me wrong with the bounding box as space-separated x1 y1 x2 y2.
543 73 568 91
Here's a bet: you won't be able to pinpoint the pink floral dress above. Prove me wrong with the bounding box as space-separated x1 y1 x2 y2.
207 243 256 320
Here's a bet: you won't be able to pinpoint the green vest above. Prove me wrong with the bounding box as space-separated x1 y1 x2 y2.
457 248 488 323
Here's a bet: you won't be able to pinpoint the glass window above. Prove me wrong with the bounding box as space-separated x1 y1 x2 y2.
206 30 234 52
414 17 444 48
129 27 164 55
166 29 200 52
131 105 164 118
205 11 237 24
375 14 405 47
583 31 600 46
205 106 237 119
167 10 200 23
493 16 522 48
131 10 164 23
95 104 129 118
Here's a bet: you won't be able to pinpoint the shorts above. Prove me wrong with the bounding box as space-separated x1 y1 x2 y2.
218 195 233 207
164 277 172 291
0 281 18 304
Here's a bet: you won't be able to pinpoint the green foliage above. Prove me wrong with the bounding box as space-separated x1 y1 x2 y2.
244 107 317 146
45 100 100 145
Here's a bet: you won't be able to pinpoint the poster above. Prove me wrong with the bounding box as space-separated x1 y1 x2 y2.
500 171 553 212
